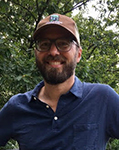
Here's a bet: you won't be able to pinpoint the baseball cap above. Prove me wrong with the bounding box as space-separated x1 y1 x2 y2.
33 13 80 46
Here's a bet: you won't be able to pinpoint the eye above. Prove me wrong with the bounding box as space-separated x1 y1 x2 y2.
39 40 51 49
57 40 69 48
36 39 52 51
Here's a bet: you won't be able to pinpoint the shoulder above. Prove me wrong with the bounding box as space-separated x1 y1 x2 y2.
74 76 115 99
9 90 32 104
8 81 44 105
75 76 110 92
83 81 119 101
83 82 109 94
0 90 33 113
6 81 44 109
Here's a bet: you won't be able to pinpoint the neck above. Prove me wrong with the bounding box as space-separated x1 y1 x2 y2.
38 75 75 112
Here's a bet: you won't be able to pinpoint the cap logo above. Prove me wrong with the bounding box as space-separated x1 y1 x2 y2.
46 14 62 25
50 15 59 22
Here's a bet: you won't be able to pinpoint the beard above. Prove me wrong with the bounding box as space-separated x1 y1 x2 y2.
35 53 78 85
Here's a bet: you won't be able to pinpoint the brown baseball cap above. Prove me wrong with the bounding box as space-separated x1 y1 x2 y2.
33 13 80 46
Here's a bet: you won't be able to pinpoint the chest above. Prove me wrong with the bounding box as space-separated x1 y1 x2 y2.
13 95 107 150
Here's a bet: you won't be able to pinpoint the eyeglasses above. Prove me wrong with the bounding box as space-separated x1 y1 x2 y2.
35 38 79 52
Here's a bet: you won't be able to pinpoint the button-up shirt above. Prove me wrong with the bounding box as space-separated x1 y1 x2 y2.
0 76 119 150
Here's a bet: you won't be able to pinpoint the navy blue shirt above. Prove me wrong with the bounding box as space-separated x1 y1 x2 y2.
0 76 119 150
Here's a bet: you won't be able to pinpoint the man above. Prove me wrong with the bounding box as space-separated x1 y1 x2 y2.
0 13 119 150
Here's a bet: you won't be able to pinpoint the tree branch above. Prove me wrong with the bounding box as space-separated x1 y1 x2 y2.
63 0 91 14
29 0 51 51
11 0 36 21
86 45 97 60
35 0 51 31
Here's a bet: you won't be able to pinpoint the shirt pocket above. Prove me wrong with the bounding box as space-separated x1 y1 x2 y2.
73 123 98 150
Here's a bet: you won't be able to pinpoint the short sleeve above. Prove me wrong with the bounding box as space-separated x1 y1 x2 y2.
0 100 14 146
106 85 119 139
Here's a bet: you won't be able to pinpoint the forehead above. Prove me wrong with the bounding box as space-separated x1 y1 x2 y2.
38 26 73 39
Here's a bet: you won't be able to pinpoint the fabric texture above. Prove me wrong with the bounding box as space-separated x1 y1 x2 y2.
0 76 119 150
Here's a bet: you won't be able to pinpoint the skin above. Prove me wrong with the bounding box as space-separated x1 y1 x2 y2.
35 26 82 112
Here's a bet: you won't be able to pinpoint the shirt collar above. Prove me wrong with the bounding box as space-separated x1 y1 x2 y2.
29 76 83 102
70 76 83 98
29 81 44 102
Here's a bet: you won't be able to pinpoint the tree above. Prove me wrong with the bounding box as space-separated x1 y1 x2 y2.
0 0 119 149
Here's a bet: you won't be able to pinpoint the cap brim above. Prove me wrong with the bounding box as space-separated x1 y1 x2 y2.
33 24 77 42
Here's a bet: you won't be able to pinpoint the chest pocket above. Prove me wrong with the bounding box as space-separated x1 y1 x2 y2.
73 123 98 150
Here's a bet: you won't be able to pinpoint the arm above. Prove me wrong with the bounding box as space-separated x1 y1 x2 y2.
0 101 14 146
106 86 119 139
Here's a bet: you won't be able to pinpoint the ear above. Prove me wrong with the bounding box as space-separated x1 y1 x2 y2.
77 47 82 63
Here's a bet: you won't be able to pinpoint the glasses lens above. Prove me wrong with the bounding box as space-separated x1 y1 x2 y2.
36 39 51 51
56 39 71 51
36 38 73 52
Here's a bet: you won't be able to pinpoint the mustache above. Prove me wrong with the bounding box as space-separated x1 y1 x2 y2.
43 55 66 62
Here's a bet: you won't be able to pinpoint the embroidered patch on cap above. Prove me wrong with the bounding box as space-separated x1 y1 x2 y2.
50 15 59 22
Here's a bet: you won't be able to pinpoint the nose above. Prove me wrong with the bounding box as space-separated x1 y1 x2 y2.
49 43 60 56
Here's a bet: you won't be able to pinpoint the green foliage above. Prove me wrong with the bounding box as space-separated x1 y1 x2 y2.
107 139 119 150
0 140 18 150
0 0 119 149
0 35 41 108
75 14 119 89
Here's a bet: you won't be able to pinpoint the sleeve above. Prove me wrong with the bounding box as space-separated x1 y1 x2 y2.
106 85 119 139
0 100 14 146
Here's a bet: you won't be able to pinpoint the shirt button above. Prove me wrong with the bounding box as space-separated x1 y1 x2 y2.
34 97 37 100
46 105 49 108
54 116 58 120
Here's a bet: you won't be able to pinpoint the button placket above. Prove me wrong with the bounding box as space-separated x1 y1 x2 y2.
52 115 60 131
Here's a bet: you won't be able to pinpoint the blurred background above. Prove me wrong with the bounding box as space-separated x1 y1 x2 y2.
0 0 119 149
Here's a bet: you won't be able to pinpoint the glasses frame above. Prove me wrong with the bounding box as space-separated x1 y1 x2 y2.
35 38 79 52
